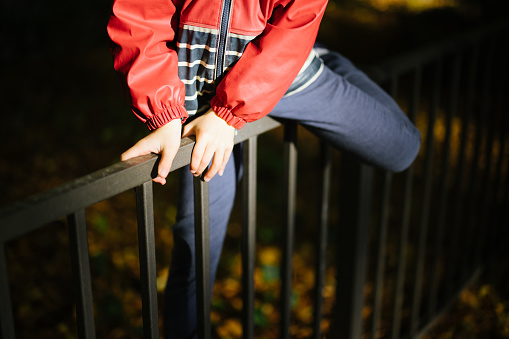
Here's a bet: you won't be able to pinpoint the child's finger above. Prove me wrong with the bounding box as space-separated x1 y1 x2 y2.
195 145 215 177
121 140 150 161
217 148 233 177
156 144 179 184
204 151 224 182
190 138 207 174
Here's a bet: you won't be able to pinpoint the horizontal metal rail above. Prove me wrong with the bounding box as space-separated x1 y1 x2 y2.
365 21 508 83
0 116 281 241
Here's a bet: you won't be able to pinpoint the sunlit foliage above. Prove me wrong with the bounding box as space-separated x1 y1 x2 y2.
361 0 458 11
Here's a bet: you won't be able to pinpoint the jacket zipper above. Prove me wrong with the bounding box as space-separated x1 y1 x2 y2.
215 0 233 79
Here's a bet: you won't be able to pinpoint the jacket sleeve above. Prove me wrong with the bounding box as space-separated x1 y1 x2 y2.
107 0 187 130
210 0 328 129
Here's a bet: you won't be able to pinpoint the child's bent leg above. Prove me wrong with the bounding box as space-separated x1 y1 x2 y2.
270 51 421 172
317 49 406 120
163 146 242 339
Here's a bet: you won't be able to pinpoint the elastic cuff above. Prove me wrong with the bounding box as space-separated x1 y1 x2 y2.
145 105 188 130
212 105 247 129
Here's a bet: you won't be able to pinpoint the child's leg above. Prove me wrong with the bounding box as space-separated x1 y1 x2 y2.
271 50 421 172
163 146 242 339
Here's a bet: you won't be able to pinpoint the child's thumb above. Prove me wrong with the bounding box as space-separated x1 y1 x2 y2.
157 145 178 180
181 121 196 138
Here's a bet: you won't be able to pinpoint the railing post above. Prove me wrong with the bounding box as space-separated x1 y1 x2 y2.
388 64 416 338
135 181 160 339
410 62 433 336
419 59 443 316
406 66 422 336
489 33 509 248
0 243 15 339
462 40 487 276
475 36 498 266
456 43 480 282
281 121 298 339
332 163 373 339
68 210 96 339
312 141 331 339
242 137 257 339
439 52 462 300
371 171 392 339
193 175 211 339
470 37 496 270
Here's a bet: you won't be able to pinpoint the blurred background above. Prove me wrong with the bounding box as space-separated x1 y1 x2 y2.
1 0 508 338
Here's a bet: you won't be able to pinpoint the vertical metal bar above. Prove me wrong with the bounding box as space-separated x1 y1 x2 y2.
492 110 509 233
370 171 392 339
332 164 373 339
392 65 421 338
433 53 461 305
371 76 398 339
68 210 96 339
460 38 494 275
459 42 481 280
135 181 160 339
501 144 509 230
312 141 331 339
390 65 421 339
484 33 508 255
462 45 486 271
403 66 421 338
372 72 402 339
193 175 211 339
0 243 15 339
420 59 443 317
281 122 298 339
491 34 509 244
455 43 480 282
242 137 257 339
474 37 496 267
427 53 460 321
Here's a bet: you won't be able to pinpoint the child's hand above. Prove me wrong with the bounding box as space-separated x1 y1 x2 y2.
182 108 235 182
121 119 182 185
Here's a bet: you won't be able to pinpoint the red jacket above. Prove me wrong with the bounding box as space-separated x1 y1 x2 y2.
107 0 328 130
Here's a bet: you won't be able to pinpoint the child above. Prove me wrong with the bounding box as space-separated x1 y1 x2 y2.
107 0 421 337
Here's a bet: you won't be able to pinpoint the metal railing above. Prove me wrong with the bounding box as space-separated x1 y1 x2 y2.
1 21 508 339
357 21 509 339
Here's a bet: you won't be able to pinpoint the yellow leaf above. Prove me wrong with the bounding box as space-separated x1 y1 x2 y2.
479 284 491 298
157 268 169 292
258 246 281 266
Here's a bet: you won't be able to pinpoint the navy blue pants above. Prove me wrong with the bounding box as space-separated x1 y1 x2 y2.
164 49 421 338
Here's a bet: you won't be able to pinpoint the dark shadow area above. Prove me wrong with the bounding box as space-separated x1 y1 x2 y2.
1 0 508 338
